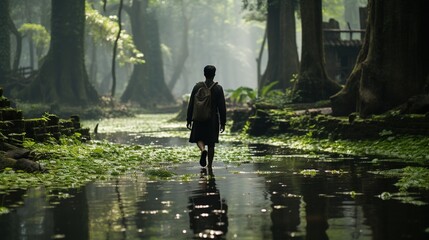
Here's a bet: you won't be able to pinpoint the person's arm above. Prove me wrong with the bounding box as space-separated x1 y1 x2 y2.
217 86 227 132
187 85 197 129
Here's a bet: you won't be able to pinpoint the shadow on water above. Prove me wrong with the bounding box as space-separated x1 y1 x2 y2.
1 135 429 239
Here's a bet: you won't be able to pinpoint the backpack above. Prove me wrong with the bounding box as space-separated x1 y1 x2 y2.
192 82 218 121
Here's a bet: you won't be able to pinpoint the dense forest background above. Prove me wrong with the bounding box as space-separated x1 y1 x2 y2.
1 0 428 118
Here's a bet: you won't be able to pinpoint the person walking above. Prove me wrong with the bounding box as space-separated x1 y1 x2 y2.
187 65 226 168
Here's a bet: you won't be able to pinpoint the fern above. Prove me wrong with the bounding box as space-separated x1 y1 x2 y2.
260 81 278 97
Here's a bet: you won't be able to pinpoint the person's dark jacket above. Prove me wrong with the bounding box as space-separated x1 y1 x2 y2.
186 81 226 144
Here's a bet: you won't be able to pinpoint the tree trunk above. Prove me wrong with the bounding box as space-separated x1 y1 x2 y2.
292 0 341 103
256 28 267 90
167 0 189 91
111 0 124 98
8 14 22 71
330 9 370 116
121 0 174 107
331 0 429 117
260 0 299 91
88 38 97 85
20 0 99 105
0 0 10 85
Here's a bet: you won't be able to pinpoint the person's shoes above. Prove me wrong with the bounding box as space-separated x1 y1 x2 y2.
200 150 207 167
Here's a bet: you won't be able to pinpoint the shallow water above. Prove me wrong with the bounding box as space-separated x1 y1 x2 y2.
1 152 429 239
1 120 429 239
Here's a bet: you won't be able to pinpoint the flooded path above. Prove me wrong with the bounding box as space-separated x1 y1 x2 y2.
1 114 429 239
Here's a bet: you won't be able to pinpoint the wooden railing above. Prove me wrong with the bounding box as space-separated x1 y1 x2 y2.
323 29 365 41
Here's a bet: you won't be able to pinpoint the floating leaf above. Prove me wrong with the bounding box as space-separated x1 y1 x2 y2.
0 207 9 215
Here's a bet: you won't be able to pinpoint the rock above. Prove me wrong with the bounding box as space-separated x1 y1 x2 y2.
399 94 429 114
15 158 42 172
246 110 274 136
0 142 18 151
230 108 253 132
0 156 17 170
5 148 31 159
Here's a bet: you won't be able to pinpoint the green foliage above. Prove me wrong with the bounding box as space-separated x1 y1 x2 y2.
395 167 429 191
379 129 393 137
322 0 368 29
0 207 9 215
0 137 190 194
260 81 278 97
242 0 267 22
255 89 290 108
18 23 50 58
299 169 318 177
247 133 429 164
145 169 175 179
227 81 281 106
227 87 256 105
322 0 344 23
85 3 144 65
0 113 257 194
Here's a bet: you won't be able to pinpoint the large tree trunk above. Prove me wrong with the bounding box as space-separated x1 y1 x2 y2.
260 0 299 91
330 10 370 116
167 0 189 91
0 0 11 85
20 0 99 105
8 14 22 72
292 0 341 103
121 0 174 107
331 0 429 117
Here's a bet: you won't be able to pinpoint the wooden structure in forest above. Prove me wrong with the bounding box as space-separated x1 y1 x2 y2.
323 8 367 83
323 18 365 83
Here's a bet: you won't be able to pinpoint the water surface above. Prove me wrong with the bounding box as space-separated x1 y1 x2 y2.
1 152 429 239
1 119 429 239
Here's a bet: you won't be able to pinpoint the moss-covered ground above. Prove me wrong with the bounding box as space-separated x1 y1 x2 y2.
1 113 429 214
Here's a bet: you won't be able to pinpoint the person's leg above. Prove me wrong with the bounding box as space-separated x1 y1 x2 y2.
207 143 215 168
197 141 207 167
197 141 205 152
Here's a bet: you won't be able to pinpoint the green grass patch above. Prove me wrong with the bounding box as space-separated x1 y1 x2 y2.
0 135 197 194
377 167 429 191
245 134 429 162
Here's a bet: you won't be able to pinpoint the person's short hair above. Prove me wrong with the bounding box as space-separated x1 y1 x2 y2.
204 65 216 78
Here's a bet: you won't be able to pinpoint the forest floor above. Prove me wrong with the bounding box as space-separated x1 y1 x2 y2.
1 112 429 216
238 104 429 193
236 102 429 160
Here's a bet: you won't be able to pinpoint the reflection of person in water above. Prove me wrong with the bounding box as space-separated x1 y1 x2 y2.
188 169 228 239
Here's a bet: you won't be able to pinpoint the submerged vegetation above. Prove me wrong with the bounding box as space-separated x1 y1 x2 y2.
1 113 429 216
247 133 429 162
0 134 194 197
